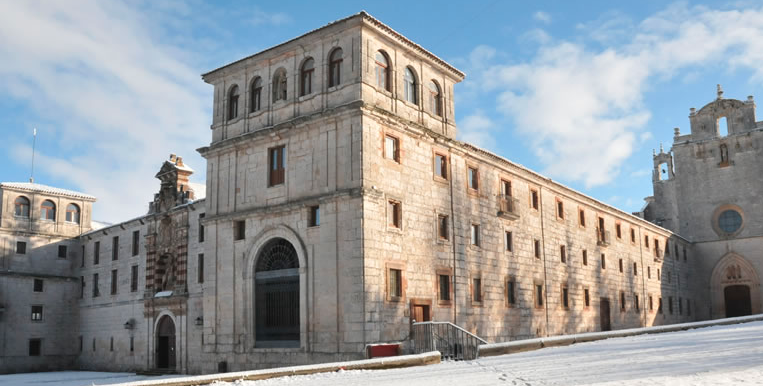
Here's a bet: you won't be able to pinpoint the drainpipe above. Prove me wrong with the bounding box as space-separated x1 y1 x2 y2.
449 150 458 325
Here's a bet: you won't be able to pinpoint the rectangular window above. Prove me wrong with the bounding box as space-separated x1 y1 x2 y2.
111 269 118 295
635 294 640 312
438 215 449 240
601 254 606 269
506 279 516 306
560 245 566 263
131 265 138 292
112 236 119 261
615 223 622 239
582 249 588 266
33 278 44 292
658 268 661 281
80 276 85 299
535 283 544 308
584 288 591 307
470 224 480 246
668 296 674 314
579 208 586 227
658 297 663 314
644 235 650 249
388 201 401 228
81 245 85 267
561 285 569 309
16 241 26 255
505 231 513 252
79 336 83 352
434 153 448 179
31 305 43 321
438 274 450 302
649 295 654 311
472 278 482 303
110 337 114 352
534 239 541 259
308 206 320 227
58 245 67 259
29 339 41 356
93 273 100 298
630 228 636 243
94 241 100 265
234 220 245 241
384 135 400 163
633 262 638 276
199 213 205 243
620 291 626 312
500 179 512 197
132 231 140 256
619 258 623 273
268 145 286 186
530 189 539 210
467 166 479 190
130 337 134 352
556 199 564 219
648 266 651 279
388 268 402 299
197 254 204 284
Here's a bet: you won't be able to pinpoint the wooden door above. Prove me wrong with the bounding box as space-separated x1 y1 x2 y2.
412 304 431 323
725 285 752 317
600 298 611 331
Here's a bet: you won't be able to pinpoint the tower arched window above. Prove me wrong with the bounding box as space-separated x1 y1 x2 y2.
41 200 56 221
66 203 80 224
273 68 288 102
255 238 299 347
250 77 262 113
300 58 314 96
227 85 239 121
328 48 343 87
404 67 417 105
14 196 30 218
428 80 442 116
375 51 390 91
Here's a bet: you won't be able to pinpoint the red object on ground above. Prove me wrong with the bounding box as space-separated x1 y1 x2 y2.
367 344 400 358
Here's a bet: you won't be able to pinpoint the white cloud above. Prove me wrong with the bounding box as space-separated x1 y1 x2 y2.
533 11 552 24
471 4 763 188
458 111 496 148
0 1 209 222
251 7 292 27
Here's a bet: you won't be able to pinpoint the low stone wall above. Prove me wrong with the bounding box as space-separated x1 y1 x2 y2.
480 314 763 357
116 351 441 386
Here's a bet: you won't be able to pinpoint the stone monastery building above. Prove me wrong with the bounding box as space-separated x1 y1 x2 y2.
0 12 760 374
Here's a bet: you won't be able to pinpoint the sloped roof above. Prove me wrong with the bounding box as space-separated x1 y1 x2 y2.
0 182 96 201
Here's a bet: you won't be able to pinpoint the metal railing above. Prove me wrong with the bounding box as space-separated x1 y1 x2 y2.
596 228 611 246
411 321 487 361
497 195 520 219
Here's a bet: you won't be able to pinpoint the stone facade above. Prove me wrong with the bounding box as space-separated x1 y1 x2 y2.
0 11 742 375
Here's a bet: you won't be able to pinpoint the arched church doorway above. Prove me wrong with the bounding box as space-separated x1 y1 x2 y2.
724 285 752 317
255 238 299 348
156 315 176 369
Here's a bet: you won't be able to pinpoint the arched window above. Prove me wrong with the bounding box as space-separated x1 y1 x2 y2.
40 200 56 221
328 48 343 87
374 51 390 91
404 67 417 105
14 196 30 218
250 77 262 113
66 203 80 224
300 58 314 96
272 68 288 102
227 85 239 121
428 80 442 116
255 238 299 347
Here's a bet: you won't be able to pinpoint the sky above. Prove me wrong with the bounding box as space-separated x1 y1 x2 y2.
1 0 762 223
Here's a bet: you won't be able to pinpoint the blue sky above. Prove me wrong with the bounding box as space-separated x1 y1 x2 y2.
1 0 762 222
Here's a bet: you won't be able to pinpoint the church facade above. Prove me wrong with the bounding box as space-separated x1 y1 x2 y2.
0 12 758 375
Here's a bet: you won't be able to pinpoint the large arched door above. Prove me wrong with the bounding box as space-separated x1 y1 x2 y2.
725 285 752 317
156 316 176 369
255 238 300 348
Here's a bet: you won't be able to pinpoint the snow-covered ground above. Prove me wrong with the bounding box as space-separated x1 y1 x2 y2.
227 320 763 386
3 320 762 386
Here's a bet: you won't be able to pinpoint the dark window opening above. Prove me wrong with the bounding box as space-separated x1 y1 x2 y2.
33 279 43 292
234 221 246 241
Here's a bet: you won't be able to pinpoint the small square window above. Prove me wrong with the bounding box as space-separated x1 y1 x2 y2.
388 201 401 228
385 135 400 163
438 215 449 240
308 206 320 227
534 239 541 259
467 166 479 190
234 220 246 241
58 245 67 259
582 250 588 266
29 339 41 356
434 153 448 179
438 274 451 302
505 231 513 252
472 277 482 303
31 305 43 321
470 224 480 247
530 189 539 210
33 279 43 292
16 241 27 255
388 268 402 299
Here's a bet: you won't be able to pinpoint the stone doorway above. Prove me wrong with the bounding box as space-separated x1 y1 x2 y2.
600 298 611 331
156 315 176 369
725 285 752 317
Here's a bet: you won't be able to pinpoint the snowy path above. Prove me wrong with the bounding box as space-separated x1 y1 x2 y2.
239 321 763 386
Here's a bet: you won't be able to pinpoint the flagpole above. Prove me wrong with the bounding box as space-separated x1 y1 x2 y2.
30 128 36 183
